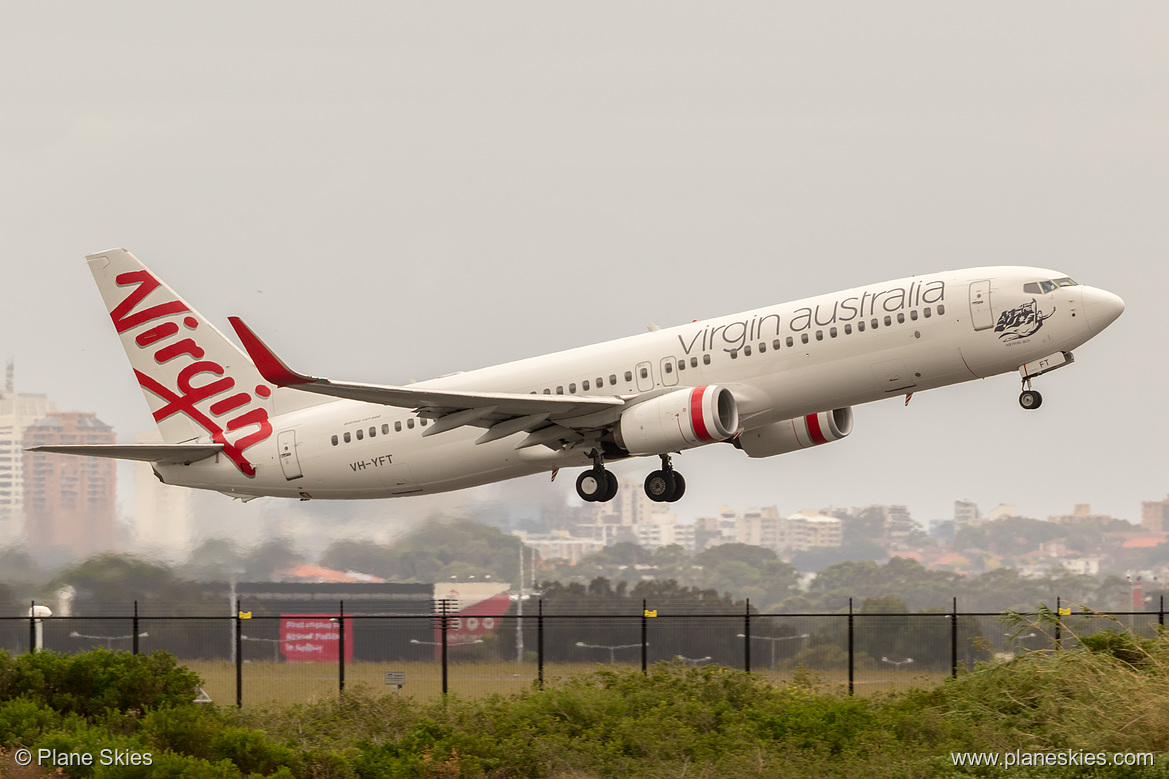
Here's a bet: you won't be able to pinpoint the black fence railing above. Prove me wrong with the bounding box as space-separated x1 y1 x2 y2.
4 596 1164 707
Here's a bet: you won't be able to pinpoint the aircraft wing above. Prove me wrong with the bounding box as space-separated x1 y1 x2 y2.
229 317 625 446
26 443 223 464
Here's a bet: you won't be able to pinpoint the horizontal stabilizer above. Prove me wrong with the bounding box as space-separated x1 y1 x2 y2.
27 443 223 464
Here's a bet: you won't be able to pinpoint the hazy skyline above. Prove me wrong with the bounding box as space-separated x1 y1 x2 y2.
3 4 1166 541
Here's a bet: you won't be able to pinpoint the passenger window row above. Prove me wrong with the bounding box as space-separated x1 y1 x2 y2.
331 416 428 446
531 354 711 396
728 305 945 358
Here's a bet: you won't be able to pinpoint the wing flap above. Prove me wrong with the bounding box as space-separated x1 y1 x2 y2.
27 444 223 464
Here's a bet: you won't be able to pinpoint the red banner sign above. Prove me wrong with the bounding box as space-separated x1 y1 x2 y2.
280 614 353 663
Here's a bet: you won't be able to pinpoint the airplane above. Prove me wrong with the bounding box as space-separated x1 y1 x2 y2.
31 249 1124 505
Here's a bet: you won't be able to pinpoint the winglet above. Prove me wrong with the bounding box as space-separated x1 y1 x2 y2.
227 317 314 386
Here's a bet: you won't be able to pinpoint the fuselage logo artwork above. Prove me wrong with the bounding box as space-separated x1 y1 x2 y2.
994 299 1054 342
110 270 273 477
677 279 946 354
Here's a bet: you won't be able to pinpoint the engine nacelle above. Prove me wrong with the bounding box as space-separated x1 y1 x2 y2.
616 385 739 455
734 407 854 458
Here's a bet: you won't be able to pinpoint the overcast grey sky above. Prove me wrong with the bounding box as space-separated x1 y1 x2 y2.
2 3 1166 540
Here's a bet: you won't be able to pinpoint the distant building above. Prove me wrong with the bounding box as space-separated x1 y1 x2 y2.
589 478 662 527
852 503 920 544
693 506 741 550
514 530 606 563
276 564 387 583
132 430 195 561
0 369 57 544
1141 496 1169 532
987 503 1020 521
22 412 117 560
574 518 632 548
954 499 981 530
784 511 843 551
736 506 782 550
1048 503 1115 525
632 514 683 551
1018 557 1102 579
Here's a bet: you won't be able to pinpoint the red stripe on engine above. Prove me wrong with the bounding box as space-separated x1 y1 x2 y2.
805 413 828 445
690 386 715 442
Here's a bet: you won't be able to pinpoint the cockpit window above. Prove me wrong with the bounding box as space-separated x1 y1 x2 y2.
1026 277 1079 295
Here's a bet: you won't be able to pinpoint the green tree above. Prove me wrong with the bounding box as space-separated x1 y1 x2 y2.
179 538 244 582
319 539 399 578
44 554 194 613
377 518 526 582
241 537 303 581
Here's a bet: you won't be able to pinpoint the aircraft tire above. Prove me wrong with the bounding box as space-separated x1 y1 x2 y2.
644 469 676 502
576 469 608 502
600 471 619 502
1019 390 1043 410
666 471 686 502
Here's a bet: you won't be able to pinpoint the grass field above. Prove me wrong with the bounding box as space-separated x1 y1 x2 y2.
182 658 951 706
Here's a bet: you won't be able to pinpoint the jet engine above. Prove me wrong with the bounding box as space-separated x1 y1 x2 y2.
734 407 853 458
615 385 739 455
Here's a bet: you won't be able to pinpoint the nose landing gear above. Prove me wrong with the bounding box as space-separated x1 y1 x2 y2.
644 454 686 503
1016 352 1073 411
1019 378 1043 410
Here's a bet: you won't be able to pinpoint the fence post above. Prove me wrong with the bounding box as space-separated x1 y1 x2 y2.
338 600 345 696
441 599 449 695
1055 596 1061 651
1160 596 1164 631
641 599 648 675
847 598 854 696
235 599 243 709
29 600 35 655
744 599 751 674
537 599 544 690
133 601 140 656
950 597 958 678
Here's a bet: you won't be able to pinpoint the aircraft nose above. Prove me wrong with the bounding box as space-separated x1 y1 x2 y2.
1081 287 1125 335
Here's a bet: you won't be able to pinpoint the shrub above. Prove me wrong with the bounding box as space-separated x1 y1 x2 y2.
0 696 67 743
210 726 300 776
0 649 203 719
141 705 220 759
1079 629 1158 668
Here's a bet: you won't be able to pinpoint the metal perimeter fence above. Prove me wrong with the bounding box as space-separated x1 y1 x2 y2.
3 597 1165 707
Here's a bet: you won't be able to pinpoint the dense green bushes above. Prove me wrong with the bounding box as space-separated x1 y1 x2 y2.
3 642 1169 777
0 648 202 718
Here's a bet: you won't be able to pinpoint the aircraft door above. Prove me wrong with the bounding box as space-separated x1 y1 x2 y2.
660 356 679 387
635 361 654 392
277 430 303 480
969 280 994 331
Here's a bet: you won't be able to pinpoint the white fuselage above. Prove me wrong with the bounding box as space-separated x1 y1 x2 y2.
154 266 1121 500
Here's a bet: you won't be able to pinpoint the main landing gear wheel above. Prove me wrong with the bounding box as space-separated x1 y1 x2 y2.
644 454 686 503
644 470 676 502
576 467 619 502
1019 390 1043 410
601 470 618 502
